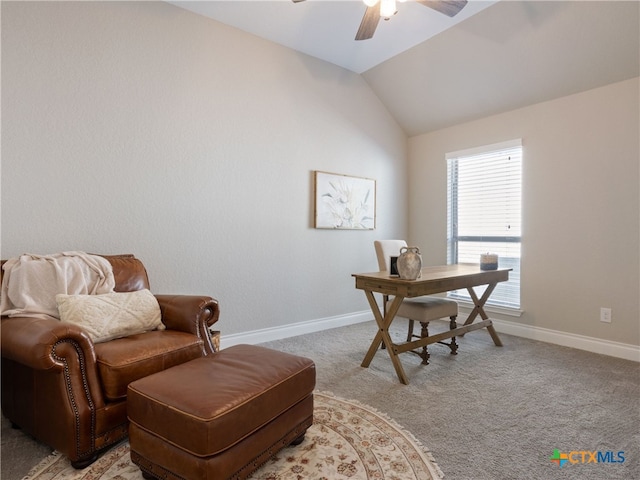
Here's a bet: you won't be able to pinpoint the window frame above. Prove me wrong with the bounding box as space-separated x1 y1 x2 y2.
446 139 523 311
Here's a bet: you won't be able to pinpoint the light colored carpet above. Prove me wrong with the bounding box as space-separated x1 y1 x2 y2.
2 320 639 479
259 321 640 480
19 392 442 480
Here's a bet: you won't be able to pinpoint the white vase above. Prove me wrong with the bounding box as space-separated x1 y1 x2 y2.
397 246 422 280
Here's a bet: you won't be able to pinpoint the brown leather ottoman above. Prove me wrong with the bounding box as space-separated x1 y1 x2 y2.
127 344 316 480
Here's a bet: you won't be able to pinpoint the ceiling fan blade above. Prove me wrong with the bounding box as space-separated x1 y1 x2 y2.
416 0 468 17
291 0 306 3
355 4 381 41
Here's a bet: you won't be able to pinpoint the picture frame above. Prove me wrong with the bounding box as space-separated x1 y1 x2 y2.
314 171 376 229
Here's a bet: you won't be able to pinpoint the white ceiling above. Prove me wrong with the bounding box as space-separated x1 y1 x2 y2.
168 0 499 74
168 0 639 135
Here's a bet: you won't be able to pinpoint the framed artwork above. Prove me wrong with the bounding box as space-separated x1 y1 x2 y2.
314 171 376 229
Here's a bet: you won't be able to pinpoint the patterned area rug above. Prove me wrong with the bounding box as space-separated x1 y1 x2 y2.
23 392 443 480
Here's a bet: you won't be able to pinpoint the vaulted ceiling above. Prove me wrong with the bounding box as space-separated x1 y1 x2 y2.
170 1 639 136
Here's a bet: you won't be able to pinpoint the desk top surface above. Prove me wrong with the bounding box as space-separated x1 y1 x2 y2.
352 264 511 296
353 263 511 282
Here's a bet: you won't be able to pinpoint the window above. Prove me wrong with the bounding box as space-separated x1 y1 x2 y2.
446 140 522 309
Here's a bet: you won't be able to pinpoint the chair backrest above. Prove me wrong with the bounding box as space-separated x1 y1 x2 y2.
101 254 151 292
374 240 408 272
1 254 150 294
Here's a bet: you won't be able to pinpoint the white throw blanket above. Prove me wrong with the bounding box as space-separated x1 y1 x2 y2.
0 251 115 320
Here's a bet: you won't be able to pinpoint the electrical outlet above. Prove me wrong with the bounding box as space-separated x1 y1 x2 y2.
600 307 612 323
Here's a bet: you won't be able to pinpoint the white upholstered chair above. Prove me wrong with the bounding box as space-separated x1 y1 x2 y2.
374 240 459 364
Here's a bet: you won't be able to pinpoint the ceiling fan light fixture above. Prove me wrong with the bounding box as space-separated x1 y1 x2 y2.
379 0 397 19
362 0 379 7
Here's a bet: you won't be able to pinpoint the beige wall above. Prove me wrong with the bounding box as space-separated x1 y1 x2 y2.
3 1 638 349
408 77 639 345
1 1 408 336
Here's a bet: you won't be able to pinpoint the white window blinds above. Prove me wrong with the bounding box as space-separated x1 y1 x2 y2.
446 140 522 309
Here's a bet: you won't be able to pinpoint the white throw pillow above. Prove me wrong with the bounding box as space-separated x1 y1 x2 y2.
56 289 165 343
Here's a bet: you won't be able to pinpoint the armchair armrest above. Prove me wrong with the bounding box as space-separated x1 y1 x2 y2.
1 316 96 369
1 316 105 407
155 295 220 354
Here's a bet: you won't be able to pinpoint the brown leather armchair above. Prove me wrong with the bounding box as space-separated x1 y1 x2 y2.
1 254 220 468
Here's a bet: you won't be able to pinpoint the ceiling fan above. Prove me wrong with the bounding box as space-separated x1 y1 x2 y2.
292 0 468 41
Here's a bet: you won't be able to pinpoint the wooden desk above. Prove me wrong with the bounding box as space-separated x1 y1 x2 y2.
352 264 511 384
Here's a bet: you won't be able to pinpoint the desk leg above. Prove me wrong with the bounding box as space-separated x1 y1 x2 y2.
464 283 503 347
361 292 410 385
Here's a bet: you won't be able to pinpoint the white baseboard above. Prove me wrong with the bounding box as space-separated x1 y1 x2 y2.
489 318 640 362
219 311 640 363
220 311 372 349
